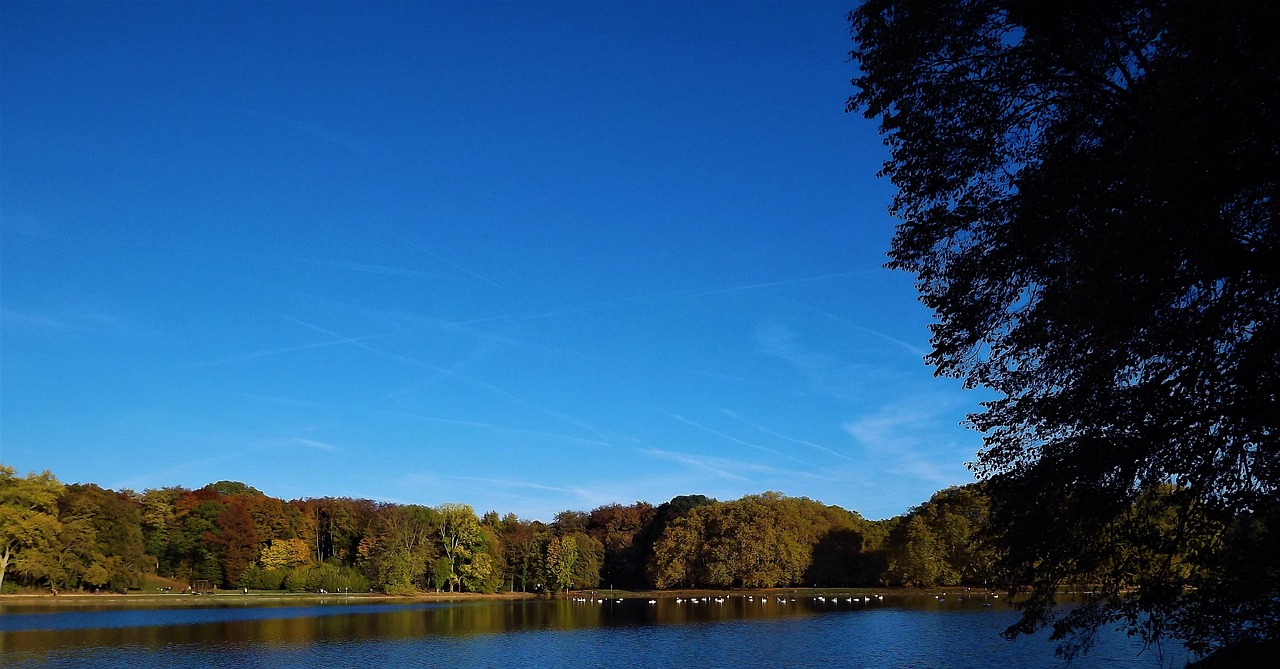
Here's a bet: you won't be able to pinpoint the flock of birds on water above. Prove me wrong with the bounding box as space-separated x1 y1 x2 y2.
569 592 1000 607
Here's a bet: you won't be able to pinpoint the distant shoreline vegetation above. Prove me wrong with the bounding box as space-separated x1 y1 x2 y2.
1 465 996 597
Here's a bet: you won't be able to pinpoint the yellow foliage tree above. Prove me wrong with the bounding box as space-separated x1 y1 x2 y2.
259 538 312 570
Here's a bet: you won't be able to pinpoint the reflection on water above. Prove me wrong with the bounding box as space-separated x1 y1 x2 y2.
0 593 1190 668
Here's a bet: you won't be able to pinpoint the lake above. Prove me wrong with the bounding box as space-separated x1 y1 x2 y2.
0 592 1191 668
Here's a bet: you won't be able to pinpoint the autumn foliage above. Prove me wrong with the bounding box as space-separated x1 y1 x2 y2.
0 465 1000 595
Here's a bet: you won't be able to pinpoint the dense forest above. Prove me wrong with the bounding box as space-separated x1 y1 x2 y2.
0 465 996 595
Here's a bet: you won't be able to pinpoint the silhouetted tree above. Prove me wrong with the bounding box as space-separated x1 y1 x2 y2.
850 0 1279 660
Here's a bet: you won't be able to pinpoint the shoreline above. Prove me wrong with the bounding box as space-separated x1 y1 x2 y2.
0 586 999 608
0 590 537 607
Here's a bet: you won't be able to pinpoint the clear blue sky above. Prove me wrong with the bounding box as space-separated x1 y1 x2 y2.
1 1 988 521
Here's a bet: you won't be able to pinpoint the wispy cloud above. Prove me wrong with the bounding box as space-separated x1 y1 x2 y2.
639 448 831 484
462 270 873 327
719 409 853 462
0 309 62 329
678 270 875 299
303 257 444 280
640 448 750 481
279 315 618 446
797 302 928 359
0 308 159 339
843 395 978 487
453 476 577 494
383 410 612 448
245 109 374 154
755 322 865 400
111 240 441 282
664 411 787 459
248 433 345 455
217 391 330 408
444 477 644 521
188 331 395 367
394 234 503 288
687 368 772 387
293 438 341 452
398 470 445 491
287 292 614 366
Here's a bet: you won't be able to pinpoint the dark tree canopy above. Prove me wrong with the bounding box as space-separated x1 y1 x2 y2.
850 0 1278 659
205 481 264 498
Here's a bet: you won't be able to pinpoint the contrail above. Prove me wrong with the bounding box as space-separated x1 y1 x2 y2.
639 448 750 482
245 109 373 154
394 234 503 288
279 315 616 446
664 411 790 460
382 410 612 448
796 301 928 358
720 408 854 462
293 438 341 452
640 448 832 483
305 257 442 279
462 270 873 326
188 334 392 367
453 476 577 494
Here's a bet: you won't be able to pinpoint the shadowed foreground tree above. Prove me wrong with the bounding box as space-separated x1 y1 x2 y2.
650 493 880 589
850 0 1278 661
887 486 994 587
58 484 149 591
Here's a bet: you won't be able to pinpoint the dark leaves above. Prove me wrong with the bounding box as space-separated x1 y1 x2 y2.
851 0 1280 658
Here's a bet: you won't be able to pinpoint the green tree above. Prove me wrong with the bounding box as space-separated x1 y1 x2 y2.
170 494 226 585
58 483 149 590
805 500 879 587
139 487 183 575
0 466 64 592
457 525 503 594
701 496 800 588
82 563 111 590
459 548 500 594
888 515 952 587
436 503 485 592
885 486 996 588
357 504 438 594
648 493 886 589
545 534 578 593
430 555 453 592
294 497 373 565
634 494 715 588
238 564 287 590
551 510 589 535
849 0 1280 659
206 481 263 497
500 518 548 593
566 532 603 590
650 509 709 589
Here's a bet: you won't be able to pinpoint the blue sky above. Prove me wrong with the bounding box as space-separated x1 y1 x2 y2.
0 1 988 521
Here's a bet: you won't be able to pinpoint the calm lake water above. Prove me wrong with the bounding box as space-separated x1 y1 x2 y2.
0 593 1191 668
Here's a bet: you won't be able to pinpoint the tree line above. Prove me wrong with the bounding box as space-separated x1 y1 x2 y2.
0 464 998 595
